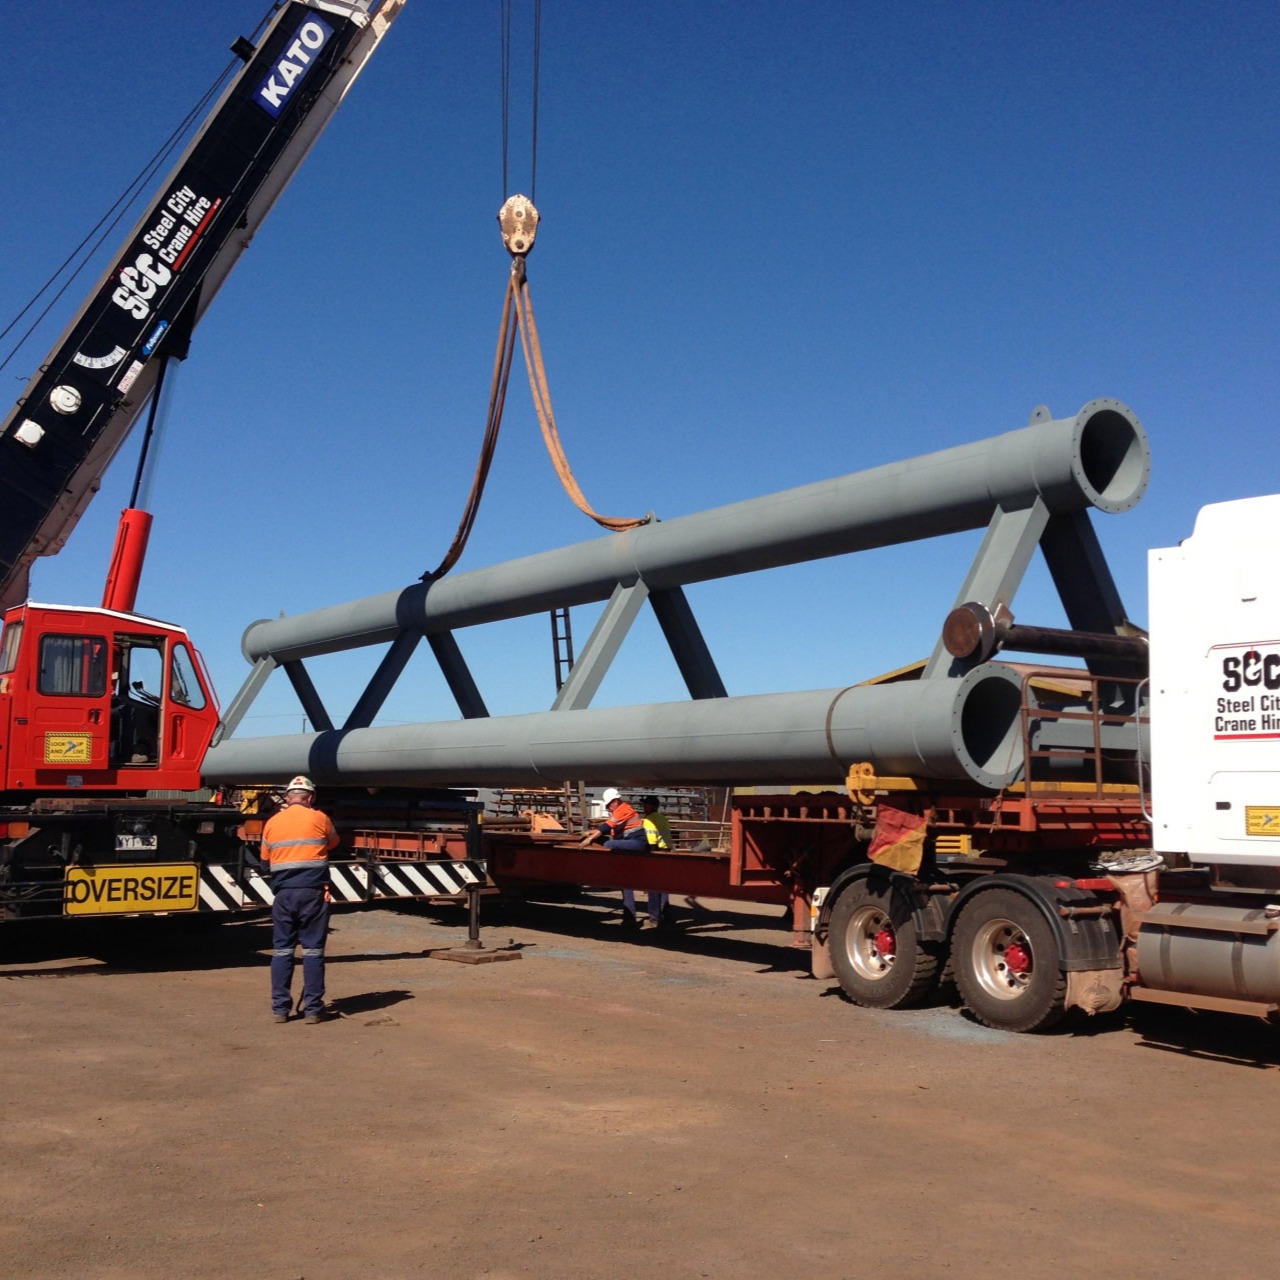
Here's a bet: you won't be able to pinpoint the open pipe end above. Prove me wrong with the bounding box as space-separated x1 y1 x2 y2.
953 665 1026 789
1073 399 1150 514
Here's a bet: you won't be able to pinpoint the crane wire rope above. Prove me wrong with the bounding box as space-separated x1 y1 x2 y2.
426 2 647 581
0 60 238 378
500 0 542 202
0 0 285 381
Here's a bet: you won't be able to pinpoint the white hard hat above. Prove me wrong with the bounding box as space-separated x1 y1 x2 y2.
286 775 316 793
601 787 621 805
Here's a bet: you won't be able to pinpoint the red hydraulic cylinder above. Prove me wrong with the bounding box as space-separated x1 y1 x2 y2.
101 508 153 614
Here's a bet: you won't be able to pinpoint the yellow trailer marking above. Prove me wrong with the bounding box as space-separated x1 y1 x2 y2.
66 864 199 915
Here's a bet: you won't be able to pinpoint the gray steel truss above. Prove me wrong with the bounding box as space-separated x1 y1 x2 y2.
204 399 1150 790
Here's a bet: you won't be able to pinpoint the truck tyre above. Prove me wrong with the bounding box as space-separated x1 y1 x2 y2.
827 878 939 1009
952 888 1067 1033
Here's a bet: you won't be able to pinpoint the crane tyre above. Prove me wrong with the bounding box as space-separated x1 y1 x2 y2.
952 888 1067 1033
827 877 939 1009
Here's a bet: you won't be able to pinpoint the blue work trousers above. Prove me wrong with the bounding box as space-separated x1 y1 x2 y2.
271 883 329 1017
603 833 649 852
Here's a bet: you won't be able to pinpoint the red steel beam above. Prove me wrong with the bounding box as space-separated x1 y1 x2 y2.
483 835 792 904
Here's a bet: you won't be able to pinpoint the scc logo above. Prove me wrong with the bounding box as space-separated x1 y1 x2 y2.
111 252 172 321
1222 649 1280 692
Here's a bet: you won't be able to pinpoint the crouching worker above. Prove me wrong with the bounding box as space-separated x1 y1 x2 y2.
261 775 339 1024
579 787 647 851
580 787 649 929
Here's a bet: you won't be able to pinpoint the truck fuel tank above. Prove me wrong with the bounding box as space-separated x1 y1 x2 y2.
1136 899 1280 1006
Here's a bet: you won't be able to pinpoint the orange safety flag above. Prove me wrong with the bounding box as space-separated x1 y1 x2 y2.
868 799 931 875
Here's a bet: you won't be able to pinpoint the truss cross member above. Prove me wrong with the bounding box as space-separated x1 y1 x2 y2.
284 660 334 733
428 630 489 719
343 629 422 730
213 654 278 745
649 586 727 699
552 579 650 711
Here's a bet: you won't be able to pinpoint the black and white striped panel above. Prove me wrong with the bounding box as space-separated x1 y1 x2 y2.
331 859 486 903
197 860 485 912
199 865 274 912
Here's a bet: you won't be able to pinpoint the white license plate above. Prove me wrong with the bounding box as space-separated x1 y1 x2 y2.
115 834 159 852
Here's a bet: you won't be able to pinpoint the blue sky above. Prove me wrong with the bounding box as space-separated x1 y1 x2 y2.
2 0 1278 737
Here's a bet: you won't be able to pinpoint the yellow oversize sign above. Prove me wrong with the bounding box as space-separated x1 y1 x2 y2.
66 864 199 916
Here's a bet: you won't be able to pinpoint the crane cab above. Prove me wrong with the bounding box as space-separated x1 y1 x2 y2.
0 603 219 796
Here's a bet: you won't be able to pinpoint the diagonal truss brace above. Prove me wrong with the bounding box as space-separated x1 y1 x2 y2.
550 581 728 712
552 580 651 711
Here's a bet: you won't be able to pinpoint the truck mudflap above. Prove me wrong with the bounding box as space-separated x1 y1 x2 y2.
1065 969 1125 1015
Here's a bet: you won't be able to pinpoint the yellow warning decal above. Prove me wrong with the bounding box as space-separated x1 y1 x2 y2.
1245 807 1280 837
44 733 92 764
66 864 199 916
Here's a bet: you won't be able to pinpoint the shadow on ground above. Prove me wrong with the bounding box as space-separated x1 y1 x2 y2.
0 907 466 978
327 988 415 1016
0 892 808 980
1125 1003 1280 1068
488 893 814 976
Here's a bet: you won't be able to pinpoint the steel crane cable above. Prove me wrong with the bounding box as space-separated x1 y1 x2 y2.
0 60 236 378
0 1 286 379
497 1 643 532
425 8 647 580
500 0 542 202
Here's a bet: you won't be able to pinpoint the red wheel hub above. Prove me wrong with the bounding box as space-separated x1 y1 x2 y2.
874 927 896 959
1004 942 1031 974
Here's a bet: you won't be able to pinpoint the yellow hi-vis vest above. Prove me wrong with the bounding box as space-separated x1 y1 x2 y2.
643 813 672 850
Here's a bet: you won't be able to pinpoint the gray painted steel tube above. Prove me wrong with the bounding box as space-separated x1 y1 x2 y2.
240 400 1149 663
202 663 1028 789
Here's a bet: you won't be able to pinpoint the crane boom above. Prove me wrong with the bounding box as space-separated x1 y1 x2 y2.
0 0 406 610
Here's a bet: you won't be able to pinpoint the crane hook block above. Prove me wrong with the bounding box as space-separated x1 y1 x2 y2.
498 194 540 257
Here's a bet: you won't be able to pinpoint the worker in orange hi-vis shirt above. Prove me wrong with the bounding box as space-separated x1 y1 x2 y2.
579 787 649 929
261 775 339 1024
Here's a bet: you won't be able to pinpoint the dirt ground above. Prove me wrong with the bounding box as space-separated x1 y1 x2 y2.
2 892 1278 1280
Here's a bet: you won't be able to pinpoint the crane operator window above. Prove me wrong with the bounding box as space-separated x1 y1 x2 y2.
38 634 108 697
0 620 22 674
169 643 207 711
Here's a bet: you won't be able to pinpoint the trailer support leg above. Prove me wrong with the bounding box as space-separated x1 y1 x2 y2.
465 882 483 950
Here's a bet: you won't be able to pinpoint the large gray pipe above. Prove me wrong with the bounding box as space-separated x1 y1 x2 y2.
240 399 1148 661
202 662 1029 789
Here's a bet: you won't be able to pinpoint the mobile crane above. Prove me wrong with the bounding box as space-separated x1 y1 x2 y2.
0 1 484 920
